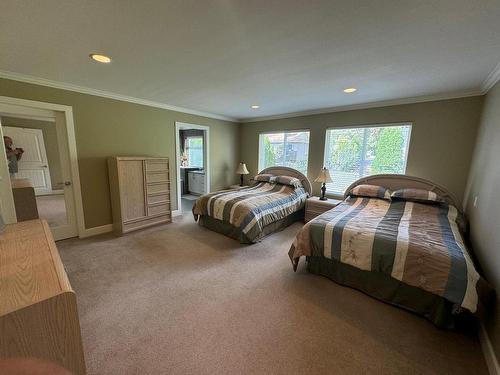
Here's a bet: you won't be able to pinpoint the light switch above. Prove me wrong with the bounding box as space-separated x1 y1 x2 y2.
473 196 478 208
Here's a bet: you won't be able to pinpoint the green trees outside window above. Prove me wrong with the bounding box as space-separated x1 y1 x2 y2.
324 124 411 194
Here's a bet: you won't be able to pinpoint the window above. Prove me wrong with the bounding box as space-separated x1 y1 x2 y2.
185 136 203 168
323 124 411 194
258 130 310 174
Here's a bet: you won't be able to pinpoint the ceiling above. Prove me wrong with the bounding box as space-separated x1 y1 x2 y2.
1 0 500 122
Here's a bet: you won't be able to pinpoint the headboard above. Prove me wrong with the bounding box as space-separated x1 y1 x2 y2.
344 174 460 208
259 166 312 195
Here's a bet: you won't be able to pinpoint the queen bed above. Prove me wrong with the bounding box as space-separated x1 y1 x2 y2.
289 174 492 328
193 166 310 243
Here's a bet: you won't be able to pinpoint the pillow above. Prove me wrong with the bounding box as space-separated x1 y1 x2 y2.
254 173 277 183
275 175 303 188
391 188 445 204
349 184 391 200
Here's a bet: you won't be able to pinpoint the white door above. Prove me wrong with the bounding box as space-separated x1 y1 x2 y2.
3 126 52 195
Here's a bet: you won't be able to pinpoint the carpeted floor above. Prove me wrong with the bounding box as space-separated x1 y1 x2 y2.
181 197 195 212
58 214 488 375
36 193 67 227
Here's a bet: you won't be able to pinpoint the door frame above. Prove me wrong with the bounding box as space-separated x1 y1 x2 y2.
0 96 85 238
174 122 210 214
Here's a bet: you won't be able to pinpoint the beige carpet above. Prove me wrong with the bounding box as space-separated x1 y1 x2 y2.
36 193 67 227
58 214 488 375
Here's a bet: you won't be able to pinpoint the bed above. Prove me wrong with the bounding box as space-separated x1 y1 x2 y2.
192 166 311 243
288 174 492 328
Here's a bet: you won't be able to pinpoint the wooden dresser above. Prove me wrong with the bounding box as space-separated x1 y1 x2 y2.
0 220 86 375
108 156 172 234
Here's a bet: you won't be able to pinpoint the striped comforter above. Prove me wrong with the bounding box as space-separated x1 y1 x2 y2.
289 197 481 313
193 182 308 242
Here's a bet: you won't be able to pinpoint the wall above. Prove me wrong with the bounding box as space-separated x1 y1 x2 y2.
1 116 63 190
464 80 500 359
0 78 240 229
240 96 484 202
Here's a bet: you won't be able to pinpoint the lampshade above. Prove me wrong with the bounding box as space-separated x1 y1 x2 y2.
314 167 332 183
235 162 249 175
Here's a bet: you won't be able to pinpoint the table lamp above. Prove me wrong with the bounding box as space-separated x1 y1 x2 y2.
235 162 249 186
314 167 332 200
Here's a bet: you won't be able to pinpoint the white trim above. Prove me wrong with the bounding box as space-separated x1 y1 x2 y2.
172 209 182 217
0 118 17 223
175 122 210 214
37 189 64 196
480 323 500 375
240 90 482 123
257 129 311 173
323 122 413 195
0 96 86 240
0 113 56 122
62 107 86 238
482 62 500 94
1 69 491 124
0 103 56 121
0 69 237 122
79 224 113 238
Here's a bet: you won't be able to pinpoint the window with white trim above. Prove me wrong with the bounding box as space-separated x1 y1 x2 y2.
323 124 412 194
258 130 310 174
185 136 204 168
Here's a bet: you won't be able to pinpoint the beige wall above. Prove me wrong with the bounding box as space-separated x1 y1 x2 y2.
240 96 484 202
1 116 63 190
464 81 500 358
0 78 240 229
0 77 485 232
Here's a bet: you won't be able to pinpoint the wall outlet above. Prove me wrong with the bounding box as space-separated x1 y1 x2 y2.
473 196 478 208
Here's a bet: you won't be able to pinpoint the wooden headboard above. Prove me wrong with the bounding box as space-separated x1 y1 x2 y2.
344 174 460 208
259 166 312 195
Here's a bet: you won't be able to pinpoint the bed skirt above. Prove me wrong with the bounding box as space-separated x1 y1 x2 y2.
197 209 304 244
306 256 477 330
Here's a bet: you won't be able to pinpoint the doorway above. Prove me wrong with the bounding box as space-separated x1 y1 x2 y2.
175 122 210 213
0 96 84 240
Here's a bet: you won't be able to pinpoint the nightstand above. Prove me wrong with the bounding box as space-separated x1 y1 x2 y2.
305 196 342 222
229 184 249 190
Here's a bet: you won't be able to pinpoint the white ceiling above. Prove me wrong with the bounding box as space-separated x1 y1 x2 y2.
1 0 500 122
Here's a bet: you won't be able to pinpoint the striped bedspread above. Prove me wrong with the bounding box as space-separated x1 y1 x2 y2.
193 182 308 242
289 197 481 313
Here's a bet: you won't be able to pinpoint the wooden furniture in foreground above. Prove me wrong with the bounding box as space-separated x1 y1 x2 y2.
11 178 39 221
305 196 342 222
0 219 86 375
108 156 172 234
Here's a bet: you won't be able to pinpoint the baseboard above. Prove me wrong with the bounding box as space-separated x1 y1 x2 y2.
80 213 183 237
480 323 500 375
80 224 113 238
36 189 65 196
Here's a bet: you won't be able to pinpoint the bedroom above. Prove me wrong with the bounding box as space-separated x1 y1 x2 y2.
0 1 499 374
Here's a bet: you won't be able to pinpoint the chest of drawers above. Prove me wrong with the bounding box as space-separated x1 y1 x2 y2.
108 157 172 234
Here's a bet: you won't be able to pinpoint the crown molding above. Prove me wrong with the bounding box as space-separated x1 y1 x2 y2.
239 89 483 123
1 68 492 124
0 70 237 122
481 61 500 94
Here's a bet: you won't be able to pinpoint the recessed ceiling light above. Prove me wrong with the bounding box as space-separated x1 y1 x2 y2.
343 87 357 93
251 105 260 109
90 53 111 63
